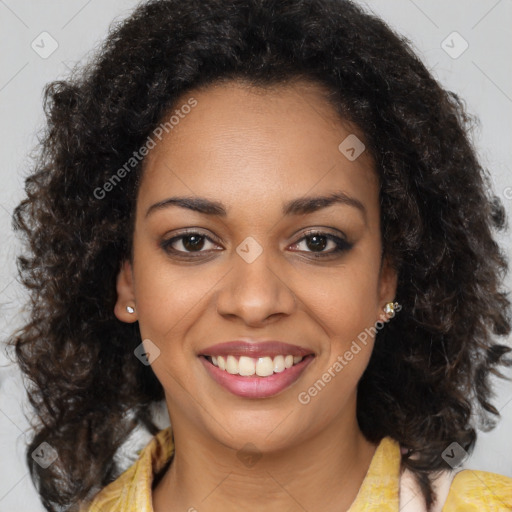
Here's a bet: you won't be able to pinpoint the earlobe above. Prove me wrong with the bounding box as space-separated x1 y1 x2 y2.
114 260 138 323
377 257 398 322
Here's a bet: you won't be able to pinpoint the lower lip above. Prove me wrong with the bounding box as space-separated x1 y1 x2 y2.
200 355 314 398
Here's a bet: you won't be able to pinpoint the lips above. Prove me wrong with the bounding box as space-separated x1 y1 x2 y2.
199 340 313 359
198 340 315 398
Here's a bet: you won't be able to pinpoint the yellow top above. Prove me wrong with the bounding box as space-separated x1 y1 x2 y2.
80 427 512 512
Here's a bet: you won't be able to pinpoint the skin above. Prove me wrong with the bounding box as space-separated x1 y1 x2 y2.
114 79 397 512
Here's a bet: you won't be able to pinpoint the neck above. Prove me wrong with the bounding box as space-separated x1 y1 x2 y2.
153 402 377 512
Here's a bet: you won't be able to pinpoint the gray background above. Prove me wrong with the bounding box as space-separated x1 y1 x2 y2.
1 1 511 510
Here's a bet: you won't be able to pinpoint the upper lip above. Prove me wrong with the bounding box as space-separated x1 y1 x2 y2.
199 340 314 358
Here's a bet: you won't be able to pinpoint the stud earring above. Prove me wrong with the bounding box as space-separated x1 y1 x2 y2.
126 305 135 314
383 302 400 316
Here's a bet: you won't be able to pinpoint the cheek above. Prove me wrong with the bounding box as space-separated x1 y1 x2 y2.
299 250 382 382
132 229 382 364
131 245 218 345
295 270 378 414
302 253 382 338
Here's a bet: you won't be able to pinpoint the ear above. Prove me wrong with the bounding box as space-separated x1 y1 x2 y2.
114 260 138 323
377 256 398 322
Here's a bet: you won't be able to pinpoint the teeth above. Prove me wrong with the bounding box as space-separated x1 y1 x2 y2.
208 354 305 377
256 357 274 377
226 355 238 374
239 356 256 376
273 355 285 373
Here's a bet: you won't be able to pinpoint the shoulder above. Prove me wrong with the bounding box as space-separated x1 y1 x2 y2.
78 462 145 512
442 469 512 511
79 427 174 512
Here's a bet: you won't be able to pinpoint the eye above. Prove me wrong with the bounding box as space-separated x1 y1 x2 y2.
160 229 352 260
160 232 222 256
288 231 352 258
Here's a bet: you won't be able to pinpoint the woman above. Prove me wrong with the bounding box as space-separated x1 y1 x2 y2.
11 0 511 511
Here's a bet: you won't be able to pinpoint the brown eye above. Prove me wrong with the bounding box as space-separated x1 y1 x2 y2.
289 231 353 257
160 232 222 256
304 234 328 252
181 234 206 251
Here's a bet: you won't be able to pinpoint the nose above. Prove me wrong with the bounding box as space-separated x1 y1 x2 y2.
215 244 297 326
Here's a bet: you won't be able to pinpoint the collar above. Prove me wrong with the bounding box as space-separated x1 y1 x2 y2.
84 427 402 511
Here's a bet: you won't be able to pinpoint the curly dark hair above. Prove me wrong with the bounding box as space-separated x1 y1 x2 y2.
9 0 511 510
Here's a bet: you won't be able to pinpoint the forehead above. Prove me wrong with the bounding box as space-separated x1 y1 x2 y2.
138 80 378 219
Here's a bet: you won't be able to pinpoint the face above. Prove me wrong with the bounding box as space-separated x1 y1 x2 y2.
115 79 397 451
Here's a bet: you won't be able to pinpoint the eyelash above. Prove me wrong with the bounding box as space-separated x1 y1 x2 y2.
159 230 353 260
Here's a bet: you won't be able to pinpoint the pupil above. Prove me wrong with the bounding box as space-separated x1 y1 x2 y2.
306 235 327 252
183 235 205 251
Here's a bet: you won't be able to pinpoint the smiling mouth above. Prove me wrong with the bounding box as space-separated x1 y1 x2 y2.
201 354 313 377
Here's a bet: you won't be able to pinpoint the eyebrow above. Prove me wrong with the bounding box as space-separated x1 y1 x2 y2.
145 191 367 222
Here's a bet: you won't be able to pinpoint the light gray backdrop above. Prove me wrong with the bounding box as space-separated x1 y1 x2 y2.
1 1 511 510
